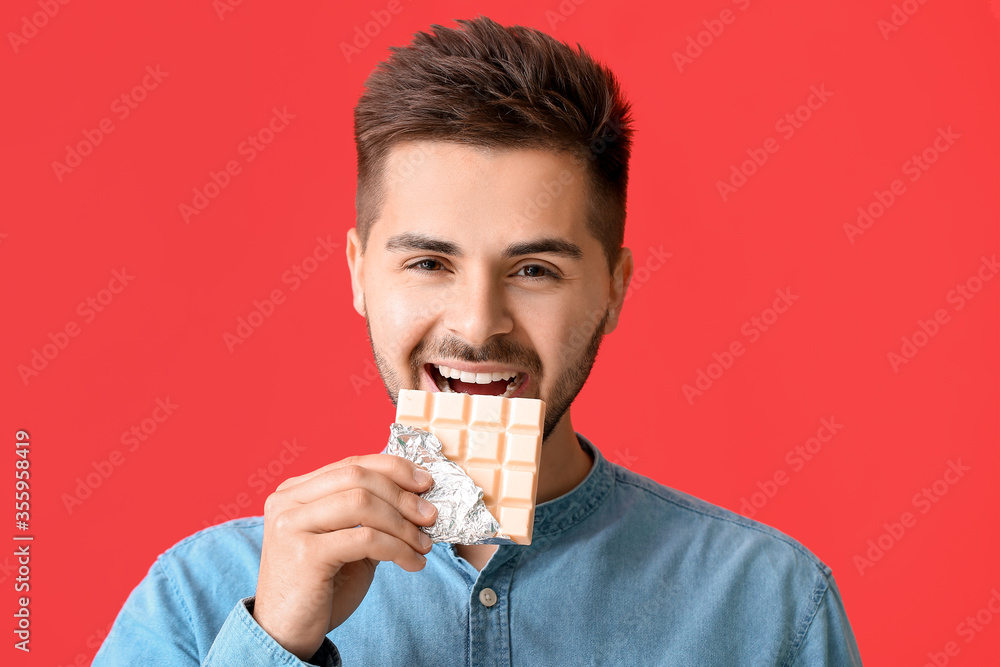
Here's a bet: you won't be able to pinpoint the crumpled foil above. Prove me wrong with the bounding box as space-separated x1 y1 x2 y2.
384 423 513 545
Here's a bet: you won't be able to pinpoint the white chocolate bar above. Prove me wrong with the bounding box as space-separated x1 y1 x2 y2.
395 389 545 545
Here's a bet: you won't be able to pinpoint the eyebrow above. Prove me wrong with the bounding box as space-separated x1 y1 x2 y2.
385 232 459 255
384 232 584 260
502 238 584 260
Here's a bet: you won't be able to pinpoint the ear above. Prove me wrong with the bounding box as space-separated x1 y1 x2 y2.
603 247 633 334
345 227 366 317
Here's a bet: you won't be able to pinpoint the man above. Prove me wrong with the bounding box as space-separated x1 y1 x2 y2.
95 16 862 666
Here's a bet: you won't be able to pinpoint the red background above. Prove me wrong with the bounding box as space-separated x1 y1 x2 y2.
2 0 998 664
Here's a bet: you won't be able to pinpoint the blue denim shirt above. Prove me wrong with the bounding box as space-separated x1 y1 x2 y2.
94 434 862 666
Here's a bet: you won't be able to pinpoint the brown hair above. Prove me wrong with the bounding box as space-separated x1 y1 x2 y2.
353 15 635 272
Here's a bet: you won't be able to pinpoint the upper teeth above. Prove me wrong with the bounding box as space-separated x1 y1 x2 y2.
434 364 518 384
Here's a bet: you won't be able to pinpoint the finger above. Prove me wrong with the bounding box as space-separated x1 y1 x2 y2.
277 454 433 494
277 488 434 555
275 465 438 527
322 525 429 572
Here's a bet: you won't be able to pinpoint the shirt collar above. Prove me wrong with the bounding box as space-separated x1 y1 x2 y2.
530 432 615 538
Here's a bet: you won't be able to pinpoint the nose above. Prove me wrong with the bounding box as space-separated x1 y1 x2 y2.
441 268 514 347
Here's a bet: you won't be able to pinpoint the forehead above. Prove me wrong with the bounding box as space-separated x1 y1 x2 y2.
373 140 592 248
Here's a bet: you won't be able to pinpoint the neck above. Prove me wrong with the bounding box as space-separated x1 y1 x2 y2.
534 409 594 504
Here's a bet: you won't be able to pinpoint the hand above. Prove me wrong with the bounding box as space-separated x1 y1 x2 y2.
251 454 438 660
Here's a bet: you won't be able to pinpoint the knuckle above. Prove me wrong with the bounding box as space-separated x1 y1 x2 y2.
272 510 295 534
355 525 377 543
341 464 366 484
263 492 283 516
348 487 371 509
399 488 415 512
378 454 407 479
398 457 418 477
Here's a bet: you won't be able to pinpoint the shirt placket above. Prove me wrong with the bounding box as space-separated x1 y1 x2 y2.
466 546 521 667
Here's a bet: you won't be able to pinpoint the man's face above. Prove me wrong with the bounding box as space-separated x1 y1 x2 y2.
346 141 631 441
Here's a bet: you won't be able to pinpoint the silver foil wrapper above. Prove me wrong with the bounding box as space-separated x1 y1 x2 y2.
384 423 513 545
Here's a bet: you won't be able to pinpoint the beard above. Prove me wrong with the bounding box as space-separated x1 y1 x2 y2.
364 303 609 443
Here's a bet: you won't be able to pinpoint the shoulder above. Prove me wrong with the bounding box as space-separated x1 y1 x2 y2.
159 516 265 559
607 463 833 579
153 516 265 586
105 517 268 654
602 464 850 660
563 453 861 664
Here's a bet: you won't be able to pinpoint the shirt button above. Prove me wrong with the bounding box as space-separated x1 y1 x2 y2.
478 588 498 607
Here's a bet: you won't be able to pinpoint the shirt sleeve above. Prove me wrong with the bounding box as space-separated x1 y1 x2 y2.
92 557 343 667
789 570 863 666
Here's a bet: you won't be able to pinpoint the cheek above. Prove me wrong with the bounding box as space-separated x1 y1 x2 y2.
369 285 439 359
524 304 580 363
533 300 605 368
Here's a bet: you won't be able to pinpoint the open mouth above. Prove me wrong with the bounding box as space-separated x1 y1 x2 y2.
425 363 528 398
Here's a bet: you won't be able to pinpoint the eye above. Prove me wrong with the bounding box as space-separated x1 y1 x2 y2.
406 258 444 272
515 264 560 280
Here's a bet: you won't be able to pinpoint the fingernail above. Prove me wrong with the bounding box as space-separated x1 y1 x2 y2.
418 498 437 519
414 467 432 485
418 531 432 549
